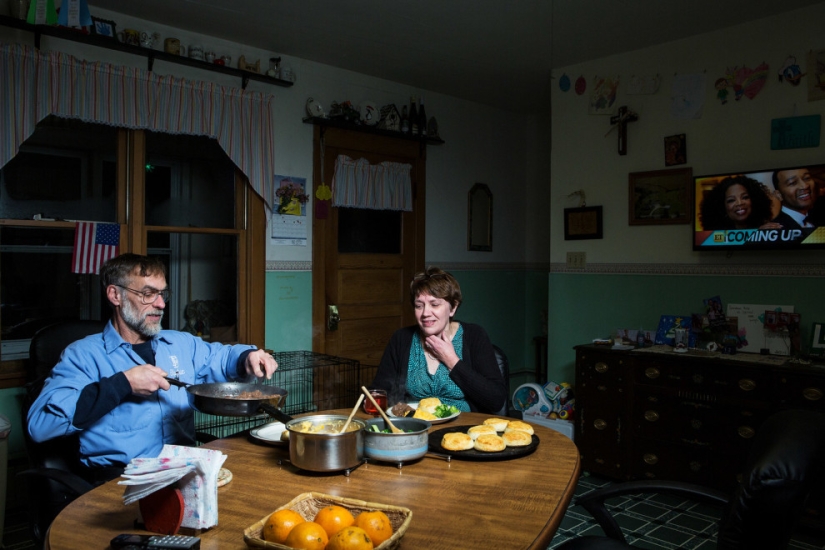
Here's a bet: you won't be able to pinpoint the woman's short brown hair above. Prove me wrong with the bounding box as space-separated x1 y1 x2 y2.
409 266 462 310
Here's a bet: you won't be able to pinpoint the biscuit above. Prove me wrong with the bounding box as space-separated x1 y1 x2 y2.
418 397 442 415
467 425 497 440
483 417 510 432
502 430 532 447
442 432 474 451
504 420 535 436
413 409 437 421
474 433 506 452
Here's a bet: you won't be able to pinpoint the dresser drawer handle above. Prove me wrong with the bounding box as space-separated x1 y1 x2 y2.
595 362 609 373
644 410 660 422
738 426 755 439
593 419 608 430
803 387 823 401
738 379 756 391
643 453 658 465
645 367 660 379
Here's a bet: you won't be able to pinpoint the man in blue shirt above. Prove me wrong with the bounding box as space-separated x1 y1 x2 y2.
27 253 278 483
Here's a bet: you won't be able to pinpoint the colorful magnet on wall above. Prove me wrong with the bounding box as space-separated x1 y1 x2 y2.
559 73 571 92
575 75 586 95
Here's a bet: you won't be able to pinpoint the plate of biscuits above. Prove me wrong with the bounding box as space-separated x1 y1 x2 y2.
388 397 461 425
427 418 539 460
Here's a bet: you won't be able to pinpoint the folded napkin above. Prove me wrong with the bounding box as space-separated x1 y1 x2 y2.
119 444 227 529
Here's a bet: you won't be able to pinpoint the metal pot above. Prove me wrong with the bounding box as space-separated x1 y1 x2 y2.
166 378 291 424
286 414 365 472
363 418 431 463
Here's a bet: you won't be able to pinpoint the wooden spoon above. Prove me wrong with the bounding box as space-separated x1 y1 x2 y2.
361 386 404 434
339 394 365 434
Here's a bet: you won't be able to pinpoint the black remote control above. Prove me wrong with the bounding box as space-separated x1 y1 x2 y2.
110 534 200 550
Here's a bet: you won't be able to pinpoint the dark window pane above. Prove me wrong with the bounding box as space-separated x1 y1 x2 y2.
149 232 238 342
338 208 401 253
144 133 235 229
1 227 104 344
0 117 117 222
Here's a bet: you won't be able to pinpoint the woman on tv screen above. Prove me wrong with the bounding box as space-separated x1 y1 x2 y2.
698 175 777 230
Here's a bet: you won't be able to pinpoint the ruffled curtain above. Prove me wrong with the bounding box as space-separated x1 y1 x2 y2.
331 155 412 211
0 43 276 207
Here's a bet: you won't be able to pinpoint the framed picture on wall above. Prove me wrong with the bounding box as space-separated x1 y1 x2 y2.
564 206 603 240
628 167 692 225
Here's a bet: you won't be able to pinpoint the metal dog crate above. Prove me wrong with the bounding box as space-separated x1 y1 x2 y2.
194 351 361 440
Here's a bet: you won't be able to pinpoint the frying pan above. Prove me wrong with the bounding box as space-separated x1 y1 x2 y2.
166 378 291 424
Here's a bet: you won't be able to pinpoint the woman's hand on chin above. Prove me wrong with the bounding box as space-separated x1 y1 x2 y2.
424 333 459 370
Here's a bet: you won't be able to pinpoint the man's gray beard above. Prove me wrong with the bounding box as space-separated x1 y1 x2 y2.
121 293 164 338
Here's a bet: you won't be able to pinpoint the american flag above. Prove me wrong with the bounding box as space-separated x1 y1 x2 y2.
72 222 120 274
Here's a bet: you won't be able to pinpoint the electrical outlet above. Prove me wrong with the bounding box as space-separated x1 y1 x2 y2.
566 251 586 268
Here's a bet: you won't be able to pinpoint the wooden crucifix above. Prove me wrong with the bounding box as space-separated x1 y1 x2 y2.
609 106 638 155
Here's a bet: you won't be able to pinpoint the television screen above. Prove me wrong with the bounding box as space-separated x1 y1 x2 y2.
693 163 825 250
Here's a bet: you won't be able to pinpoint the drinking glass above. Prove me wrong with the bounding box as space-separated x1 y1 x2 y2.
362 389 387 416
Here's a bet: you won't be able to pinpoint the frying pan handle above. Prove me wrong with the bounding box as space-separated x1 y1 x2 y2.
165 377 189 388
259 402 293 424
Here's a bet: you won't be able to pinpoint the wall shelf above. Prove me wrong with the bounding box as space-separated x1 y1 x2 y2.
303 116 445 145
0 14 294 90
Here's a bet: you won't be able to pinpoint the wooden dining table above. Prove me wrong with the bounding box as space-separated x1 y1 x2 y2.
46 411 581 549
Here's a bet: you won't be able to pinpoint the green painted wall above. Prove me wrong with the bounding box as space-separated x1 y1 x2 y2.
265 271 313 352
547 272 825 383
432 269 548 394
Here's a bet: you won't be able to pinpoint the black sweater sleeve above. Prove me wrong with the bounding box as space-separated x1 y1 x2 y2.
73 372 133 430
449 323 508 414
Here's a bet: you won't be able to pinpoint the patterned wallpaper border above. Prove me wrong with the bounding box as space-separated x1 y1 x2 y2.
266 260 825 277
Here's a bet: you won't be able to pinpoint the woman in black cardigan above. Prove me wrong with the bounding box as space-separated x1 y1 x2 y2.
370 267 507 414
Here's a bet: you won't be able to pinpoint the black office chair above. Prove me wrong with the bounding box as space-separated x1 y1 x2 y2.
492 345 521 418
18 320 106 545
557 409 825 550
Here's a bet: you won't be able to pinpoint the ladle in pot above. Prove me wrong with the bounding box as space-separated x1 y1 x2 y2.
361 386 403 434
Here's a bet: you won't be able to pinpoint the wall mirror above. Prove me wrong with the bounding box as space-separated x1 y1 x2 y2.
468 183 492 251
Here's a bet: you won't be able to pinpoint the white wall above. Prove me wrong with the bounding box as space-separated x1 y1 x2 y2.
0 7 543 267
550 3 825 266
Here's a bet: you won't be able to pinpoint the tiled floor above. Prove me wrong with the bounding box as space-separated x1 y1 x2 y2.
548 473 825 549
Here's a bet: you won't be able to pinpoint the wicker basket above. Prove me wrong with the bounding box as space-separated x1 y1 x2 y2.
244 492 412 550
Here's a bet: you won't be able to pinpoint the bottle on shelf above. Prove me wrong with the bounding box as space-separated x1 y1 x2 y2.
418 97 427 138
400 105 409 134
409 96 419 136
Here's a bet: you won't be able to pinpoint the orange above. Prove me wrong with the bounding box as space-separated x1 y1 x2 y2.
314 505 356 538
327 526 374 550
263 508 306 544
284 521 329 550
354 510 393 546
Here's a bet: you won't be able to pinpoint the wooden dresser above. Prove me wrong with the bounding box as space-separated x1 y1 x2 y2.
574 344 825 491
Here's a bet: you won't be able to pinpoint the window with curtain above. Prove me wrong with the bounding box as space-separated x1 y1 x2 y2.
0 117 251 375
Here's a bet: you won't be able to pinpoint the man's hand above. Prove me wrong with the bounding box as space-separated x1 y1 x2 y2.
124 365 171 396
243 349 278 380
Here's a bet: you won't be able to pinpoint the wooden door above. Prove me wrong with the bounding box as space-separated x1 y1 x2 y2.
311 126 426 382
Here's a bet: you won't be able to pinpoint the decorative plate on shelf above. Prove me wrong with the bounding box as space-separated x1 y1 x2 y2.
361 100 380 125
305 97 325 118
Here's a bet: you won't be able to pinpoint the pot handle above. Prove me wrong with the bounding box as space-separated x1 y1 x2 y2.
165 377 189 388
258 402 293 424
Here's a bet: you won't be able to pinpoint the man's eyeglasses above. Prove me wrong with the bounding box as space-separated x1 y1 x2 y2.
115 285 171 304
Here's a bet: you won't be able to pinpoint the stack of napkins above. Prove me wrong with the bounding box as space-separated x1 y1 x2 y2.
119 444 227 529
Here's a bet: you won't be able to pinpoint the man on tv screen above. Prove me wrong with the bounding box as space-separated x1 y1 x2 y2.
771 168 820 228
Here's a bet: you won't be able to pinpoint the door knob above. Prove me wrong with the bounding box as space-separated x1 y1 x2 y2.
328 305 340 331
